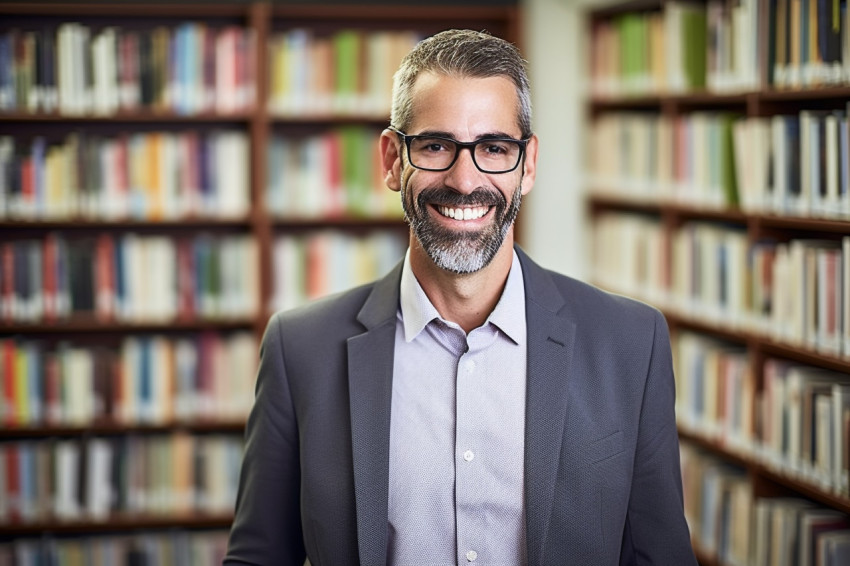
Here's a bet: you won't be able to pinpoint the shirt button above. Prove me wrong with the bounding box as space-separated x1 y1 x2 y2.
466 550 478 562
463 450 475 462
465 360 476 372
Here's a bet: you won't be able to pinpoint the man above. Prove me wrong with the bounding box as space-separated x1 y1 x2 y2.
224 30 697 566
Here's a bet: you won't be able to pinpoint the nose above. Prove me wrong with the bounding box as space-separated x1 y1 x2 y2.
443 146 484 194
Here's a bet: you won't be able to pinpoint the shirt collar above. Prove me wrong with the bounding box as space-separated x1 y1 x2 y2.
399 248 526 345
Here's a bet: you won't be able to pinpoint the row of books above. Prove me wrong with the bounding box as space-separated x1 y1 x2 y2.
1 529 228 566
673 330 850 496
270 230 407 312
0 433 242 524
589 0 850 97
771 0 850 89
587 106 850 218
674 331 753 454
762 358 850 493
0 131 250 221
0 23 257 115
268 28 419 116
680 443 850 566
589 1 755 96
592 215 850 357
0 332 257 428
267 127 400 220
1 233 259 323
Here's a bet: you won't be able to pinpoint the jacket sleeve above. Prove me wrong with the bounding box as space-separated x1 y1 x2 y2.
619 310 698 565
224 314 306 566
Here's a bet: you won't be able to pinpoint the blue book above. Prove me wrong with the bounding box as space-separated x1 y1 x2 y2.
0 33 12 108
26 342 42 424
114 236 125 317
139 337 151 422
31 138 45 217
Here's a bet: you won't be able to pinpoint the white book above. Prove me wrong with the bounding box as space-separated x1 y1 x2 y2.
832 384 850 494
54 440 81 519
63 347 94 426
771 116 788 213
86 438 113 520
824 114 841 217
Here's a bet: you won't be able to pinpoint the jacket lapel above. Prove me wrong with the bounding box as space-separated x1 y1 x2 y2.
347 263 402 566
517 248 577 565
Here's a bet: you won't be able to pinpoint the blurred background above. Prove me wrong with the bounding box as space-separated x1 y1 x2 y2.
2 0 850 564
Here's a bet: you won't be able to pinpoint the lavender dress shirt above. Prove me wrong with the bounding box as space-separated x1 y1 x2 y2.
387 250 527 565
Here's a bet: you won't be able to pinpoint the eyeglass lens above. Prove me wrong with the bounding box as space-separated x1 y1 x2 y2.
408 137 522 173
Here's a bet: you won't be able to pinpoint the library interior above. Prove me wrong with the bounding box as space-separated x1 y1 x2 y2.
1 0 850 564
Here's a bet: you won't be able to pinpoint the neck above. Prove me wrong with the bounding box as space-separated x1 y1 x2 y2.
409 234 515 334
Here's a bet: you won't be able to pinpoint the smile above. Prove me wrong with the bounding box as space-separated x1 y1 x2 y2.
437 205 491 220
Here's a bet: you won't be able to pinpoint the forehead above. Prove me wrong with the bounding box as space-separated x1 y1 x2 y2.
407 72 521 138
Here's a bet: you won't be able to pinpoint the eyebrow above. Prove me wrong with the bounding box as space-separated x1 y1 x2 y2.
412 130 522 141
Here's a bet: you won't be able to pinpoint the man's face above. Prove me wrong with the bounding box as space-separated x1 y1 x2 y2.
382 73 537 274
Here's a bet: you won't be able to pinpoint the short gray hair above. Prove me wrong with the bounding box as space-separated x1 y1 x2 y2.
390 29 532 138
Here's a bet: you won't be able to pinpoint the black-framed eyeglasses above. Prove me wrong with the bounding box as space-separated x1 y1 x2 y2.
389 126 530 174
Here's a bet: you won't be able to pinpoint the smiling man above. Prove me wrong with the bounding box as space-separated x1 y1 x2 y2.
224 30 697 566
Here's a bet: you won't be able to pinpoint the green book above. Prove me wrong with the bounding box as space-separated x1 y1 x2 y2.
333 30 360 112
721 114 740 208
683 6 708 90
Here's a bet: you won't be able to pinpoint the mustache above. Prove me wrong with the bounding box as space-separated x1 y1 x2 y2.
416 187 506 209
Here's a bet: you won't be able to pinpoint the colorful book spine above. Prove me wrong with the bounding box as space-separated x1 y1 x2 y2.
0 434 243 524
0 23 256 115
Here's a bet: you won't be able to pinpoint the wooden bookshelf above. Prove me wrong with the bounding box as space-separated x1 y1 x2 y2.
0 0 521 547
586 0 850 563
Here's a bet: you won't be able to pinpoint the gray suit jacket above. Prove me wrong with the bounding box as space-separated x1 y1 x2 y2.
224 247 697 566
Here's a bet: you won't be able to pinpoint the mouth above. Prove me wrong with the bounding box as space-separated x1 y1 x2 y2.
435 205 492 221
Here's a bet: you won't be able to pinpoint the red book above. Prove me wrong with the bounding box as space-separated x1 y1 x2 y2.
95 234 115 321
1 243 14 321
20 157 34 216
2 340 16 427
326 132 343 217
176 238 195 320
42 234 56 321
115 135 129 219
5 444 20 522
43 351 61 426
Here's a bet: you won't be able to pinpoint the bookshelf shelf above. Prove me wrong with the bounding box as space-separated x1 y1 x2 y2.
0 218 254 231
588 195 850 232
589 88 850 108
0 512 234 537
0 3 250 18
272 216 405 229
679 428 850 517
0 317 256 334
0 111 255 123
0 420 245 440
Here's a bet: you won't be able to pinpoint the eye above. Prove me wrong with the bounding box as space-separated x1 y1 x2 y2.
478 141 513 157
412 137 453 153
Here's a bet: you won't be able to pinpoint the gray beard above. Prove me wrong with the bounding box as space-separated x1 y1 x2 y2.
401 182 522 274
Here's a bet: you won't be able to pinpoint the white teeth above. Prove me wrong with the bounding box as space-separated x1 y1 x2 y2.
439 206 488 220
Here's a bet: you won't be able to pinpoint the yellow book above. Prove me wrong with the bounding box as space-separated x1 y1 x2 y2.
15 346 28 425
148 133 163 220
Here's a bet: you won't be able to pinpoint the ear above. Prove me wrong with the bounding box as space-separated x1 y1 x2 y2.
520 134 538 196
380 129 403 192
